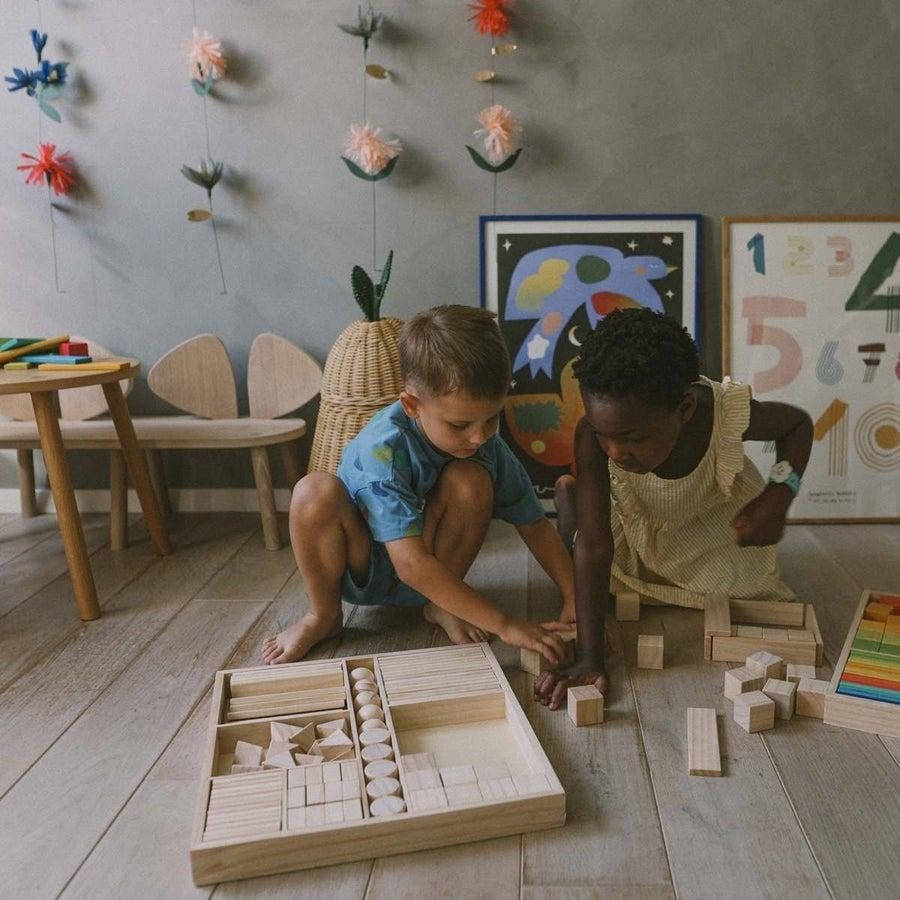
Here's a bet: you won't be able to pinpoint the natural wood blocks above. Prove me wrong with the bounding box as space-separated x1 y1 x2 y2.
637 635 664 669
686 708 721 776
567 685 604 726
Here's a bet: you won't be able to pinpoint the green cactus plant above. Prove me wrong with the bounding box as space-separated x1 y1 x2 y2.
351 249 393 321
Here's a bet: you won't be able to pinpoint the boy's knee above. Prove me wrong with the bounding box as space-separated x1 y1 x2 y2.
555 474 575 497
440 460 492 511
290 472 344 525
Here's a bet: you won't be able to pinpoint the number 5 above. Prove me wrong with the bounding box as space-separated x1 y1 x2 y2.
741 295 807 394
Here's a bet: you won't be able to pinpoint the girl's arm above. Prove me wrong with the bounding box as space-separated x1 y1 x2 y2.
733 399 813 546
534 416 614 709
516 517 576 621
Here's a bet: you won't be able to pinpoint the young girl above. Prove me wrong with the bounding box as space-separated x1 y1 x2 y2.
535 308 813 709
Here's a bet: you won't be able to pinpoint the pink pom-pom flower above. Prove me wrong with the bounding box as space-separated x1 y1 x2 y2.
17 142 75 196
474 104 521 164
344 123 403 176
185 28 227 81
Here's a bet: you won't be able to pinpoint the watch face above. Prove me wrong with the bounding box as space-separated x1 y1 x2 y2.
770 461 792 482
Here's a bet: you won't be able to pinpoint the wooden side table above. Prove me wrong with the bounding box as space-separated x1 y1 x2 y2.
0 361 171 620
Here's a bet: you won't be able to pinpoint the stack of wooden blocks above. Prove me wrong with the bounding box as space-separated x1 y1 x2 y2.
0 335 130 371
286 759 363 828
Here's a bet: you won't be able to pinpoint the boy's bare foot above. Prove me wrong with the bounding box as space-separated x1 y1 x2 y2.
261 611 343 665
424 602 488 644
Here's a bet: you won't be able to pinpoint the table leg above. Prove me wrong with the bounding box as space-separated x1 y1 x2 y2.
101 381 172 556
31 391 100 621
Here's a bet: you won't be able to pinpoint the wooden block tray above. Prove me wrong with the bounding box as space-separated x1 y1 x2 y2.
703 597 823 665
190 643 565 885
824 589 900 738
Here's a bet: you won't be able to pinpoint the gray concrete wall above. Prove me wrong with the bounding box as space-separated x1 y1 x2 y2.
2 0 898 492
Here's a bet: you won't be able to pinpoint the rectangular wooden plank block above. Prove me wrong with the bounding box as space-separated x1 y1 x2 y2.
686 708 722 776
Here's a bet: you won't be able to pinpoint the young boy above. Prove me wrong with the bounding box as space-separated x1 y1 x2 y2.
262 304 575 665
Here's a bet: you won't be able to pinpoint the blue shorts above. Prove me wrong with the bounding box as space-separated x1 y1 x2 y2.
340 540 428 609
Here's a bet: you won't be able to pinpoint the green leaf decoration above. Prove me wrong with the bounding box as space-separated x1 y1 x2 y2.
40 85 63 101
351 265 376 321
465 145 523 174
511 400 563 434
374 249 393 320
341 155 398 182
181 159 224 194
39 100 61 123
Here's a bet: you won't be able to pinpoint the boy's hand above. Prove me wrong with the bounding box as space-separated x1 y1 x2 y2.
499 618 568 665
533 662 609 711
732 485 791 547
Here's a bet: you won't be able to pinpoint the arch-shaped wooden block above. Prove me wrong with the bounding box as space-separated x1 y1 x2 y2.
0 336 133 422
248 333 323 419
148 334 238 419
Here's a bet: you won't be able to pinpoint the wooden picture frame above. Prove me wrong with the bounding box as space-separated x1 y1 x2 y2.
480 213 702 504
722 216 900 523
190 644 565 885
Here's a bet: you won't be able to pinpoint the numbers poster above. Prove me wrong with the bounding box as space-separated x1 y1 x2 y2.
724 217 900 522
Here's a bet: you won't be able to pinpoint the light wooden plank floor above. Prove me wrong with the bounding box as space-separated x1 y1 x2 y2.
0 512 898 899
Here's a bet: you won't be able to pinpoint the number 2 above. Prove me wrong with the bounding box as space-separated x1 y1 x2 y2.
784 236 813 274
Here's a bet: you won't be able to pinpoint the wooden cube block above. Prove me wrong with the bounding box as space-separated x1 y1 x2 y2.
745 651 785 680
324 801 344 825
637 634 664 669
519 647 551 677
287 786 306 808
405 768 441 790
340 760 359 781
305 804 325 827
400 752 437 772
286 808 307 830
444 782 484 806
303 762 323 784
785 664 817 684
439 764 477 786
736 625 763 638
615 591 640 621
324 780 343 803
724 666 765 700
479 776 517 800
762 678 797 720
474 760 511 782
322 762 342 783
305 782 325 805
341 779 361 800
567 685 604 726
409 787 449 811
796 678 831 719
686 708 722 777
512 773 551 795
342 798 363 821
733 690 775 733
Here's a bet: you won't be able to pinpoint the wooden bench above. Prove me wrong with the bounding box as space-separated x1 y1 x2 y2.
0 333 322 551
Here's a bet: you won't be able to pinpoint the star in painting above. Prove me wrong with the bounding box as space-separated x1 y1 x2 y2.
627 240 638 251
526 332 550 361
502 239 512 252
662 235 673 246
665 290 675 299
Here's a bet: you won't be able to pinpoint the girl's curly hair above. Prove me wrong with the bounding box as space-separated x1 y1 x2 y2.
573 308 699 409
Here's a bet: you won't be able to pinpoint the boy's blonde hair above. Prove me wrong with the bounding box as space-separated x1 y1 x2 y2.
399 305 512 399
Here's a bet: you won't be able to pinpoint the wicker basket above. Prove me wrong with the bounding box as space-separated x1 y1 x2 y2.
308 317 404 474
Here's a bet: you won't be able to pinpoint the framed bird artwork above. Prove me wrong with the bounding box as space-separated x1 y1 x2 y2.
480 213 702 505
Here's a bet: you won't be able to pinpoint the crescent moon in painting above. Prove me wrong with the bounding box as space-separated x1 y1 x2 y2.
568 326 582 347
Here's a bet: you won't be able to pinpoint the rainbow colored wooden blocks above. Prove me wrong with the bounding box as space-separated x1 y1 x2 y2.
824 589 900 738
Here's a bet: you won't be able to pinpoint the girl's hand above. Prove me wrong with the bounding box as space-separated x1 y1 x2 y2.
732 486 791 547
533 661 609 711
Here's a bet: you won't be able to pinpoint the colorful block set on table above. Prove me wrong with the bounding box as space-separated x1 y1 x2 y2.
836 592 900 705
0 336 128 371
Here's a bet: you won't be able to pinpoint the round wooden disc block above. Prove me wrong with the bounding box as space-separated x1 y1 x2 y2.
350 667 374 684
360 742 394 763
357 704 384 722
358 728 391 746
366 776 401 800
364 759 398 780
353 691 382 710
352 680 377 695
360 719 387 732
369 795 406 817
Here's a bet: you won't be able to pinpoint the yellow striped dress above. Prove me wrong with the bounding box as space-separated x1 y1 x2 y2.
608 376 796 609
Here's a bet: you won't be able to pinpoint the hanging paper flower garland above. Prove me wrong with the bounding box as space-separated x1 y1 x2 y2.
185 28 227 96
338 4 389 80
468 104 522 172
17 143 75 293
469 0 512 37
5 29 69 122
342 123 402 181
181 26 228 295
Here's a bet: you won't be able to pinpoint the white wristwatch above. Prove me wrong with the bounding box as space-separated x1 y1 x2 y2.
768 460 802 496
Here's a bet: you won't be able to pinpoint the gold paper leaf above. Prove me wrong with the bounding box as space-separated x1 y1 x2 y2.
474 69 496 82
491 43 518 56
187 209 212 222
365 63 389 79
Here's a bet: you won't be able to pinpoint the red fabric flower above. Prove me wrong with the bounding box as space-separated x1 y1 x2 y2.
469 0 511 37
17 142 75 195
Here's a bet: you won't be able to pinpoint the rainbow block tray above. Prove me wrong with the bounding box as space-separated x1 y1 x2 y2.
825 589 900 738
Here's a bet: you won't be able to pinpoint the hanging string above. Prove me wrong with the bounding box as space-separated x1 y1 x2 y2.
490 35 497 215
363 40 379 272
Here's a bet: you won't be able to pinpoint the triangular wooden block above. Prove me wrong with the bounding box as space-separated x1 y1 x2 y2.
294 754 325 767
233 740 265 767
293 722 316 753
318 729 353 748
316 719 348 739
266 741 297 761
263 751 297 769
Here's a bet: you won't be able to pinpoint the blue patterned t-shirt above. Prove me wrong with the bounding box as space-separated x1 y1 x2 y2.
337 401 545 543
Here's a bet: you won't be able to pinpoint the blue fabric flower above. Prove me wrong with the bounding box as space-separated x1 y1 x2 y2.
36 60 67 86
4 67 39 94
30 29 48 62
